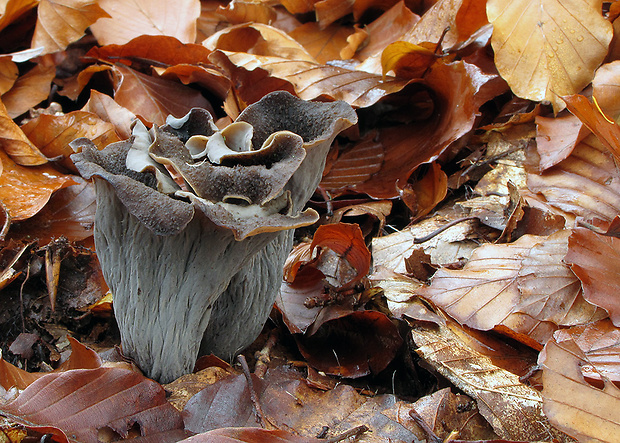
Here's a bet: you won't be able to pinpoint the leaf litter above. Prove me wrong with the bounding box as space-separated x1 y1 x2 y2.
0 0 620 441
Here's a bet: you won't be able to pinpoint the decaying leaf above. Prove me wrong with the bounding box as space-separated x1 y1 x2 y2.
0 99 47 166
1 64 56 119
487 0 613 111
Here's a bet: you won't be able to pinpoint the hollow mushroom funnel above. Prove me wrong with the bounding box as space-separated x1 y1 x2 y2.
70 91 357 383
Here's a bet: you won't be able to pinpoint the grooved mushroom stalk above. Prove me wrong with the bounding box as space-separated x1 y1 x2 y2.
71 92 357 383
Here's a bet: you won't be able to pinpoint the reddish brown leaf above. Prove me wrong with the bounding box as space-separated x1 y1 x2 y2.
277 266 324 334
217 0 277 25
1 367 186 442
1 64 56 119
181 428 323 443
0 149 76 221
90 0 200 45
592 61 620 121
31 0 109 55
401 162 448 221
112 64 213 125
0 99 47 166
455 0 489 41
310 223 371 289
288 22 359 64
565 227 620 326
21 111 120 173
87 34 212 67
9 180 95 243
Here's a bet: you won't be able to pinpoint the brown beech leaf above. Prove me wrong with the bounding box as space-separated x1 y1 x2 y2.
217 0 277 25
563 93 620 162
87 34 212 67
9 179 95 243
535 112 586 170
527 133 620 227
1 64 55 118
0 99 47 166
315 0 354 29
355 1 420 65
0 56 18 94
592 61 620 121
1 367 186 442
81 90 135 139
0 0 38 33
56 64 113 101
540 336 620 442
310 223 371 289
112 64 213 125
454 0 489 42
418 230 601 348
180 428 323 443
410 320 567 441
90 0 200 45
0 149 76 221
288 22 359 65
204 23 315 62
401 162 448 221
487 0 612 111
21 111 120 173
381 41 438 79
277 266 324 334
210 50 410 108
31 0 109 55
553 319 620 385
565 227 620 326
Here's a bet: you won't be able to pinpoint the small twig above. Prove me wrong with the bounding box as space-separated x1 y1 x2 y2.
409 408 442 443
254 328 278 379
19 264 31 332
324 425 369 442
318 187 334 217
238 354 265 428
413 216 478 243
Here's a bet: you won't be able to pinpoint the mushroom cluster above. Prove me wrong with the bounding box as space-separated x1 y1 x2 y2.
71 91 357 383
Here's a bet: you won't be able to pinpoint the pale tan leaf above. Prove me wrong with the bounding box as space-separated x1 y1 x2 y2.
81 90 136 139
0 56 18 94
211 50 410 108
32 0 109 55
541 336 620 442
487 0 613 111
315 0 354 29
410 321 566 441
1 64 56 118
527 133 620 226
289 22 359 64
90 0 200 45
535 112 586 170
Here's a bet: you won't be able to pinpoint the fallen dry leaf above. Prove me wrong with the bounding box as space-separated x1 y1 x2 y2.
1 64 56 119
217 0 277 25
592 60 620 121
541 335 620 442
0 99 47 166
0 148 76 221
81 89 136 139
180 428 324 443
0 0 38 34
535 112 586 171
410 320 567 441
487 0 612 111
89 0 201 45
31 0 109 55
565 227 620 326
288 22 358 65
111 64 213 125
0 56 18 94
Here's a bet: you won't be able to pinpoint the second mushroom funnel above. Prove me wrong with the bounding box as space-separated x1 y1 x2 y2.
71 91 357 383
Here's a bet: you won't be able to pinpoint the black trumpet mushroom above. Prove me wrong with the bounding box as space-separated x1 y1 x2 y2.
70 91 357 383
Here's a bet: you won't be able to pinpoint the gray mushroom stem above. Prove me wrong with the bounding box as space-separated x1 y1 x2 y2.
71 91 357 383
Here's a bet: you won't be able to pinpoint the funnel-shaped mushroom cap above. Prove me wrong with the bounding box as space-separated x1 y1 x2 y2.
70 91 357 382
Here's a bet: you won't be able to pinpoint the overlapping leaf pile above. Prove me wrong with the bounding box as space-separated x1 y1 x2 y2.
0 0 619 441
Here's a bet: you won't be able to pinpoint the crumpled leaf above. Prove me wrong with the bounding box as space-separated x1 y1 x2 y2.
565 227 620 326
90 0 200 45
487 0 613 111
0 148 76 221
111 64 213 125
410 320 569 441
540 336 620 442
81 90 135 139
180 428 324 443
31 0 109 55
0 367 186 442
0 99 47 166
1 64 56 119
